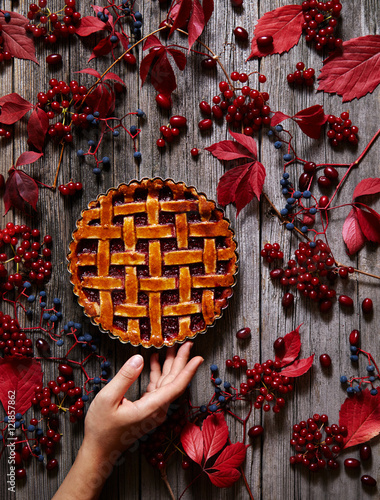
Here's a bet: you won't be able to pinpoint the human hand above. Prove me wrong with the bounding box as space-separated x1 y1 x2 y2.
82 342 203 466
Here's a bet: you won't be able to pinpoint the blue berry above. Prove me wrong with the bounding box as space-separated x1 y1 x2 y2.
135 11 143 20
309 207 317 214
354 385 361 393
346 386 354 394
39 291 46 297
110 35 118 43
88 140 96 148
82 394 89 402
57 339 64 346
275 125 283 132
340 375 348 383
50 314 58 322
369 376 376 382
91 344 97 351
214 377 222 385
282 188 289 195
43 312 51 321
283 153 292 161
102 156 110 165
86 114 95 122
287 197 295 204
15 413 22 420
130 125 138 135
133 151 142 160
209 404 218 412
280 208 288 216
309 241 316 248
224 381 231 389
101 370 107 377
4 416 8 423
303 190 312 198
92 119 98 125
280 179 288 186
15 421 20 429
200 405 207 413
301 226 308 233
53 298 61 305
286 223 294 230
366 365 375 372
283 172 290 179
97 11 102 18
93 111 100 118
38 455 44 462
77 149 85 157
350 346 357 353
218 396 225 403
34 446 41 453
101 361 111 369
4 12 11 22
56 311 62 319
36 429 43 438
133 20 142 28
84 333 92 342
285 204 294 211
370 389 378 396
113 130 120 137
293 191 302 199
27 295 36 303
23 281 31 289
214 387 221 394
136 109 145 117
274 141 283 149
93 377 101 384
93 167 101 175
350 355 359 362
26 310 33 317
210 364 218 372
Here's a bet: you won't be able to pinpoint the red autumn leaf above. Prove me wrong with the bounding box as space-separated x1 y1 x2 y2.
168 0 213 49
302 212 315 226
0 11 37 63
355 208 380 244
206 468 241 488
353 178 380 200
212 442 247 470
89 36 113 62
280 354 314 378
15 151 43 167
75 15 107 36
85 83 114 118
205 140 253 161
342 207 366 255
27 107 49 151
116 31 130 51
203 412 229 462
228 129 257 157
292 105 327 139
317 35 380 102
4 168 39 214
181 422 204 465
140 36 187 95
75 68 102 78
270 111 290 128
103 72 127 87
339 389 380 448
275 324 302 367
0 358 43 415
248 5 304 59
0 93 33 125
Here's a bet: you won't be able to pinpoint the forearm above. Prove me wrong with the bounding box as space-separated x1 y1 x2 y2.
52 439 120 500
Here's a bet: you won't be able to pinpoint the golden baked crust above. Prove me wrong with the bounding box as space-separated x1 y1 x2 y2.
68 178 238 348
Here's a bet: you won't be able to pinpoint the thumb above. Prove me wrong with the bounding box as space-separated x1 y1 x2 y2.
104 355 144 406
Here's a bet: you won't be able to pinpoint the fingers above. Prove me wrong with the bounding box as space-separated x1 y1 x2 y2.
101 354 144 406
134 355 203 417
146 353 161 392
157 343 193 388
161 347 176 376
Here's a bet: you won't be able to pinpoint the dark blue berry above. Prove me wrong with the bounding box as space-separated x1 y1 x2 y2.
200 405 207 412
53 298 61 305
4 12 11 22
293 191 302 199
280 208 288 216
40 302 46 308
283 153 292 161
133 151 142 160
50 314 58 322
209 404 218 412
267 130 274 137
274 141 283 149
57 339 64 346
283 172 290 179
214 377 222 385
39 291 46 297
224 381 231 389
303 190 312 198
370 389 378 396
309 241 316 248
130 125 138 134
93 111 100 118
280 179 288 186
135 11 143 20
82 394 89 402
287 197 295 204
93 377 101 384
77 149 85 157
88 140 96 148
346 386 354 394
27 295 36 302
23 281 31 288
340 375 348 383
350 355 359 362
350 346 357 353
218 396 225 403
113 130 120 137
210 364 218 372
286 223 294 230
93 168 101 175
15 413 22 420
366 365 375 372
136 109 145 117
110 35 118 43
133 20 142 28
86 114 95 122
27 425 35 432
309 207 317 214
301 226 308 233
275 125 283 132
282 188 289 195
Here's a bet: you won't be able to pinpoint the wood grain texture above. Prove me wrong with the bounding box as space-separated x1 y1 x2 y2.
0 0 379 499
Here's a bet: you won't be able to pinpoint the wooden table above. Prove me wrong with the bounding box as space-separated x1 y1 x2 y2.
1 1 379 499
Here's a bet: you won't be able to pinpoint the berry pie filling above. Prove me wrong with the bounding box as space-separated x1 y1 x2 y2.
68 179 237 347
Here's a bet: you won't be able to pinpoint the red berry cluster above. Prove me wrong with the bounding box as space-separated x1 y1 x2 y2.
58 181 83 196
140 405 188 471
327 112 359 146
260 242 284 263
0 223 52 290
290 415 346 471
287 62 315 86
302 0 343 51
198 73 271 136
156 115 187 148
0 313 33 356
26 0 81 44
38 78 91 143
0 23 12 63
226 355 291 413
263 240 355 313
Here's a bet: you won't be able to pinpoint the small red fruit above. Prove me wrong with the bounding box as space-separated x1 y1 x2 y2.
319 354 331 368
256 35 273 47
233 26 248 41
190 148 199 157
201 57 217 70
155 93 172 109
169 115 187 127
360 444 371 460
344 458 360 469
273 337 285 352
282 292 294 309
198 119 212 131
58 363 73 377
319 300 332 313
46 458 58 471
361 475 376 487
339 295 353 308
248 425 264 438
236 327 251 340
349 329 360 346
362 298 373 313
46 54 62 65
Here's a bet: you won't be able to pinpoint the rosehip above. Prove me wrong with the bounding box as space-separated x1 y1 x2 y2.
362 298 373 313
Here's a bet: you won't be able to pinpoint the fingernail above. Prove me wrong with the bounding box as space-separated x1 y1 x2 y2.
129 354 143 369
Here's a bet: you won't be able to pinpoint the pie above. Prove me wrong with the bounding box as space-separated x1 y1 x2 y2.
68 178 238 348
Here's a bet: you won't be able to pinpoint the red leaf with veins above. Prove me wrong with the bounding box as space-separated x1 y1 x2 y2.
16 152 43 167
205 140 253 161
75 68 102 78
212 442 247 469
89 36 113 62
103 72 127 87
27 107 49 151
275 324 302 367
75 15 107 36
280 354 314 377
168 0 214 49
167 48 187 71
116 31 129 51
318 35 380 102
206 468 241 488
340 389 380 448
292 105 327 139
248 5 303 59
353 178 380 200
181 422 204 465
270 111 290 128
4 169 39 214
85 83 114 118
203 412 228 462
342 207 366 255
0 358 43 415
0 93 33 125
355 209 380 244
187 0 205 50
229 129 257 157
0 12 37 63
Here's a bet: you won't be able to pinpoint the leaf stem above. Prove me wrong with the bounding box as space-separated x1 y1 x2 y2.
160 469 176 500
52 142 66 190
240 465 255 500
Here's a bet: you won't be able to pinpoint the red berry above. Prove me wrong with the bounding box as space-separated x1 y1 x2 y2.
169 115 187 127
236 327 251 340
199 101 211 115
339 295 353 308
190 148 199 157
344 458 360 469
123 53 136 65
201 57 217 70
319 353 331 368
361 475 377 487
46 458 58 471
46 54 62 65
319 300 332 313
155 93 172 109
362 298 373 314
248 425 264 438
233 26 248 41
58 363 73 377
323 166 339 180
319 196 329 208
258 74 267 83
359 444 371 460
282 293 294 309
198 119 212 131
156 138 165 148
36 338 51 355
256 35 273 47
15 468 26 479
273 337 285 352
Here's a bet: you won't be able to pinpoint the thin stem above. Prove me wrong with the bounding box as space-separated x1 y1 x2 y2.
52 142 65 190
160 469 176 500
335 262 380 281
240 466 255 500
178 472 202 500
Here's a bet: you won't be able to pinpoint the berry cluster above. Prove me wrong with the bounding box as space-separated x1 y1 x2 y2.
0 313 33 356
260 242 284 263
26 0 81 44
263 240 355 313
287 62 315 86
327 112 359 146
302 0 343 51
0 223 52 290
290 415 345 471
156 115 187 148
198 73 271 136
58 181 83 196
